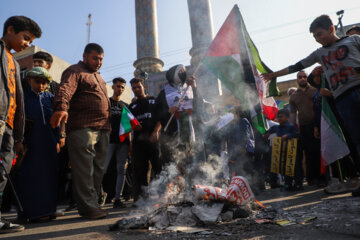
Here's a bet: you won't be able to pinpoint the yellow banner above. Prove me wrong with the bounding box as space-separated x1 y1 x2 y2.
270 137 282 174
285 138 298 177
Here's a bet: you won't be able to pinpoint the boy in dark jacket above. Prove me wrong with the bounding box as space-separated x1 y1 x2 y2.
0 15 41 233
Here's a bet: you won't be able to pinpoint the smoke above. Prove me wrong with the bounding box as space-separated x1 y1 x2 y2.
131 0 267 216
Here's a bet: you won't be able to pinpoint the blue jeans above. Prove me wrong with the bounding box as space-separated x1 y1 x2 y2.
335 87 360 158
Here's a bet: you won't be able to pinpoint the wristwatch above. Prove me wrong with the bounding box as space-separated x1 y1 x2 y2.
60 132 66 138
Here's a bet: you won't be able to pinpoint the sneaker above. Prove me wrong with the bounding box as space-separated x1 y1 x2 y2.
324 182 347 194
54 209 65 217
113 199 126 209
344 179 360 191
0 218 25 234
81 208 107 220
294 185 304 191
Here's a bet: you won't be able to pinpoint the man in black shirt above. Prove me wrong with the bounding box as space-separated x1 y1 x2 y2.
129 78 161 202
103 77 130 208
155 64 205 175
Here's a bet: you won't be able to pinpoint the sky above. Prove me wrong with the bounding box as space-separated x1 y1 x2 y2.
1 0 360 84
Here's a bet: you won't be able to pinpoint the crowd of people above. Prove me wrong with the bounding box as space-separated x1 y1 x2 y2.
0 13 360 235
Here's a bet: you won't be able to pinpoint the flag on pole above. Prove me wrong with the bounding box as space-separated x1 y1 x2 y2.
119 106 140 142
203 5 278 133
320 77 349 173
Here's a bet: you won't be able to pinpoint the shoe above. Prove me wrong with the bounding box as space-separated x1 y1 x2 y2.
99 192 107 206
113 199 126 209
81 208 107 220
30 215 56 223
294 185 304 191
324 182 347 194
0 218 25 234
65 203 77 212
54 209 65 217
344 179 360 191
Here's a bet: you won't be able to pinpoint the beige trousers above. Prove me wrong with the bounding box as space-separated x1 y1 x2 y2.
67 128 109 215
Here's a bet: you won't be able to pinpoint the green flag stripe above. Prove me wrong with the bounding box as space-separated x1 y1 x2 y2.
322 97 347 142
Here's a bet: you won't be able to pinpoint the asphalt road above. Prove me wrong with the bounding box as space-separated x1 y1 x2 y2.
1 185 359 240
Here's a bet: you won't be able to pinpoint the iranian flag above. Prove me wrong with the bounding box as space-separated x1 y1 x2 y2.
203 5 278 133
119 106 140 142
320 80 350 173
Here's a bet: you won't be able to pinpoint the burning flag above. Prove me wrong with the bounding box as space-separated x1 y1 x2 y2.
203 5 279 131
119 106 140 142
320 77 350 173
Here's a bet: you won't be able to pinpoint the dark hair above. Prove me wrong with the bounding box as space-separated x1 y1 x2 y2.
130 78 144 86
112 77 126 84
3 16 42 38
278 108 290 117
84 43 104 54
33 51 53 63
309 15 333 33
297 70 307 77
346 26 360 35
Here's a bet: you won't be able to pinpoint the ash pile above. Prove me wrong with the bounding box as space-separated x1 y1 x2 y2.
109 175 261 231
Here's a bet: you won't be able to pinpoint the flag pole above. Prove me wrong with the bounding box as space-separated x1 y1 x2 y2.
163 63 202 132
336 160 344 182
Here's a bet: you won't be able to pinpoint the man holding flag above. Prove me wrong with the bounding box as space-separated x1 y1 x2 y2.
200 5 279 189
103 77 131 208
128 78 161 203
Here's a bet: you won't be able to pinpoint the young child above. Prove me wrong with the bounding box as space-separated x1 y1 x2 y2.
262 15 360 162
264 109 302 191
0 15 41 233
16 67 60 222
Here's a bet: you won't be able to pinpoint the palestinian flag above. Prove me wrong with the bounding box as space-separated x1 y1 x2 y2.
119 106 140 142
320 77 349 173
203 5 278 133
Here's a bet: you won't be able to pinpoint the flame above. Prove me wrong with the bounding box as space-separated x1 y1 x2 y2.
254 199 265 209
168 182 173 193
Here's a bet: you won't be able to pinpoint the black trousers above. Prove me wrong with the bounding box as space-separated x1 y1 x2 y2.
132 140 161 201
284 148 304 186
300 124 322 183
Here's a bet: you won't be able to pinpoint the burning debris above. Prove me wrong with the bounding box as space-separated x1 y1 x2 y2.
109 176 259 231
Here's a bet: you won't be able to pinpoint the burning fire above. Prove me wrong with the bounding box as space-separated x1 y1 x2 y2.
254 199 265 209
168 182 173 194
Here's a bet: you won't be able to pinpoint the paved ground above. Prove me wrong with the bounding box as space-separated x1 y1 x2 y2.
1 185 360 240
